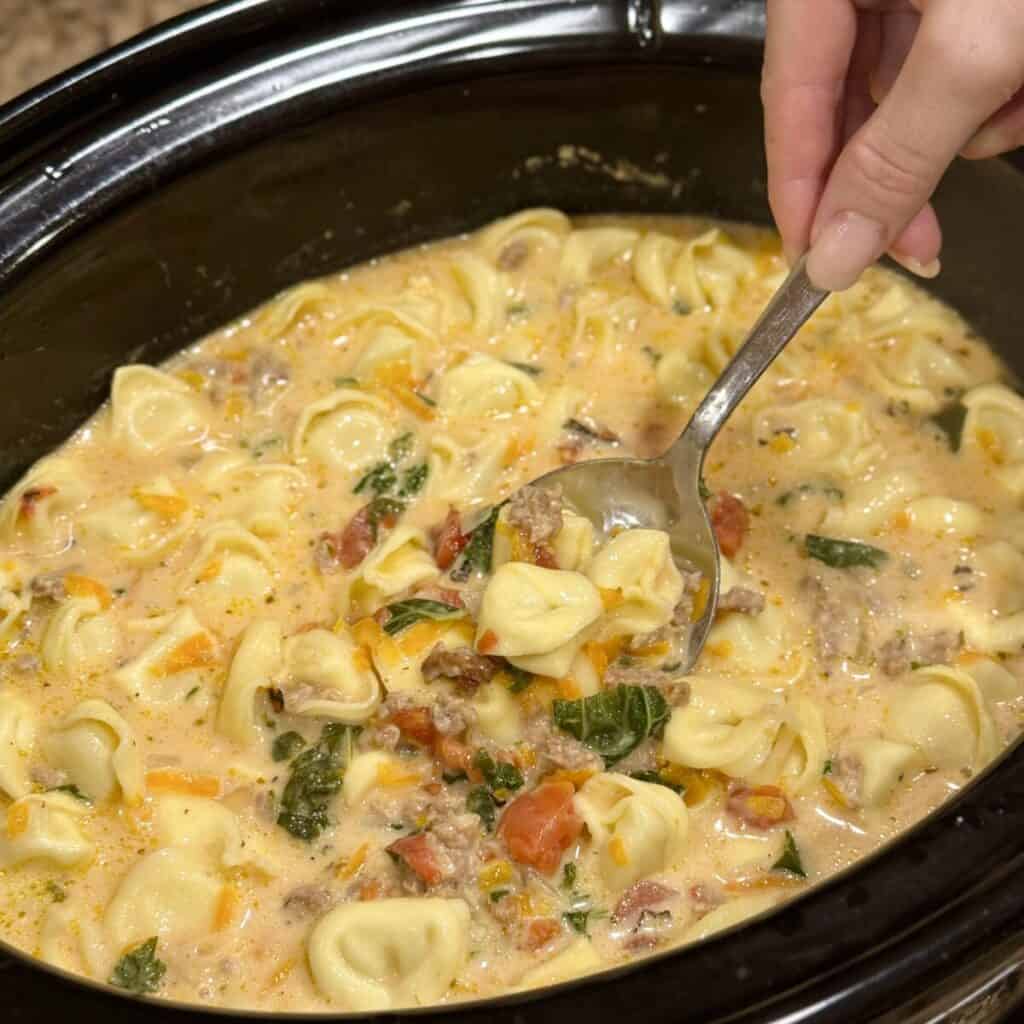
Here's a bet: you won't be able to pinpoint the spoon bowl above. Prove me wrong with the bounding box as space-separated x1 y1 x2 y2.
529 256 828 672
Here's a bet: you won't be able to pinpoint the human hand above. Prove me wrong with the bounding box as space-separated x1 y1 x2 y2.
762 0 1024 291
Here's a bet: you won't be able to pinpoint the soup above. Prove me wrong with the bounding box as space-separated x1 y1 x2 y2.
0 211 1020 1010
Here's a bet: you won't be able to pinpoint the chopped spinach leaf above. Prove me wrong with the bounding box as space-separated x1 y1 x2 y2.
502 662 533 693
772 830 807 878
354 461 397 496
381 598 464 636
366 496 406 539
629 769 685 795
805 534 888 570
450 505 502 581
562 863 578 890
466 786 498 830
552 685 670 766
389 431 416 463
564 909 593 935
823 758 833 776
505 360 542 376
930 401 968 452
277 723 359 841
473 750 524 794
49 783 91 803
398 462 429 497
110 937 166 995
272 730 307 763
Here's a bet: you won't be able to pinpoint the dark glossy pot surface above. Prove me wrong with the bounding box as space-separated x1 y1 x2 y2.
1 2 1024 1021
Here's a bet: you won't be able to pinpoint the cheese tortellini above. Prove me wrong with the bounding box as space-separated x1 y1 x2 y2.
436 354 541 418
0 690 35 799
0 792 92 869
281 627 381 722
292 388 394 474
345 526 437 617
110 365 207 452
307 898 471 1010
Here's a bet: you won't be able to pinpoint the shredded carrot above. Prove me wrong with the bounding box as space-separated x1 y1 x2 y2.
375 762 421 788
585 642 609 680
214 884 238 930
145 769 221 798
64 574 112 609
556 677 582 699
546 768 595 790
132 490 188 520
6 802 29 839
154 633 216 677
477 629 499 654
336 843 369 881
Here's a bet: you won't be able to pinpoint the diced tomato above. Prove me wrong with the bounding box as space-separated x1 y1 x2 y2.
388 832 444 886
340 505 377 569
498 780 582 876
477 629 499 654
434 508 469 570
388 707 437 747
17 485 56 521
726 783 794 830
520 917 562 951
711 491 749 558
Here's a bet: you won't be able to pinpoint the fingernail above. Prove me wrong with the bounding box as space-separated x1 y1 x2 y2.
889 251 942 279
806 211 886 292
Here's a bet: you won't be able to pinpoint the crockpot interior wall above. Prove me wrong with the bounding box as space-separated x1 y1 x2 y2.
0 63 767 486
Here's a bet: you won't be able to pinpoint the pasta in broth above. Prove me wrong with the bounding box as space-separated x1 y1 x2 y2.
0 210 1020 1011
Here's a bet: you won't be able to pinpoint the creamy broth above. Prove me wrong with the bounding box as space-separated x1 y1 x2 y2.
0 211 1020 1011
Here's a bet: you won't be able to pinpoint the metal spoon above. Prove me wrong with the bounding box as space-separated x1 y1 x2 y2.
528 255 829 671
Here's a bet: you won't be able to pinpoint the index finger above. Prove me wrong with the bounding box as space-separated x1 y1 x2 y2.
762 0 859 260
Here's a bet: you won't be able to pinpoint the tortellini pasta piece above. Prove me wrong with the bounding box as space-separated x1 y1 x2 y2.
904 496 983 537
552 509 596 572
281 628 381 722
0 458 89 553
841 737 923 808
885 665 999 773
363 618 475 694
196 454 305 539
354 324 430 380
822 471 923 537
655 344 714 409
584 529 683 639
153 795 250 868
753 399 881 476
345 526 438 617
427 433 505 507
45 699 144 804
478 207 571 264
961 385 1024 497
79 476 193 566
105 847 226 952
217 619 282 746
706 596 804 683
291 388 394 474
576 773 688 891
476 563 603 678
517 938 602 990
863 335 971 413
0 560 29 648
559 227 639 288
947 541 1024 651
472 681 523 745
0 792 92 869
663 679 826 794
963 655 1021 704
39 903 108 979
110 365 207 452
188 521 276 629
114 608 218 703
306 898 470 1010
254 281 335 339
40 590 119 676
0 689 35 799
436 354 541 418
343 751 421 806
450 253 503 335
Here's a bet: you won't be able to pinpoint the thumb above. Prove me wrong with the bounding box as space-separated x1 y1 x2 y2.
807 0 1024 291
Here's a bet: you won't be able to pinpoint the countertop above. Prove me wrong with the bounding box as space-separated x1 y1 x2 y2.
0 0 207 106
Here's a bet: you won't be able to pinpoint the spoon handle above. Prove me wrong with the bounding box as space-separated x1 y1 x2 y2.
671 255 829 462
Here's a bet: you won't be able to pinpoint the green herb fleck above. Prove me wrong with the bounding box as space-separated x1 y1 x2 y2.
502 663 533 693
354 461 397 496
672 298 692 316
466 786 498 830
642 344 662 366
772 830 807 878
46 880 66 903
398 462 429 497
629 769 685 795
930 401 967 452
562 863 578 890
110 937 166 995
776 482 844 507
490 888 511 902
505 360 542 376
415 391 437 407
389 431 415 463
381 598 464 636
277 723 359 841
334 376 359 388
552 685 670 766
450 505 502 581
823 759 833 776
473 750 524 794
564 909 593 935
805 534 888 570
49 784 91 803
272 731 307 763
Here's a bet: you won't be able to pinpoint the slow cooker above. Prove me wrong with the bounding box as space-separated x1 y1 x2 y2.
1 1 1023 1020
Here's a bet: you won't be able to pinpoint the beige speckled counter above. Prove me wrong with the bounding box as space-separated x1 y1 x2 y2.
0 0 208 106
